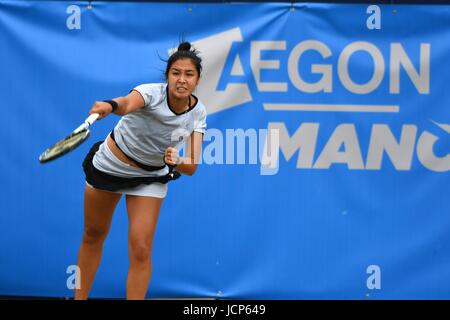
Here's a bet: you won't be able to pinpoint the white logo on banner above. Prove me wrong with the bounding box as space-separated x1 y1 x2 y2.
187 28 449 173
193 27 430 112
191 28 252 114
417 121 450 172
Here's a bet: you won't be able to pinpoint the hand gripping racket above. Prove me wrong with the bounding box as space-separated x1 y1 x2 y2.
39 113 100 163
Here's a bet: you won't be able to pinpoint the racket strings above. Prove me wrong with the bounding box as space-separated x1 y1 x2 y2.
39 129 90 163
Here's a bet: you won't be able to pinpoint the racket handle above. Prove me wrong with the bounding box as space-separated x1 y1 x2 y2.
73 113 100 134
85 113 100 125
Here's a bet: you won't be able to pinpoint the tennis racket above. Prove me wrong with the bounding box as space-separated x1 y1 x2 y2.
39 113 100 163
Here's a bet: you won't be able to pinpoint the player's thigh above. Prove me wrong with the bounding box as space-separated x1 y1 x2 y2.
126 195 163 249
83 185 122 235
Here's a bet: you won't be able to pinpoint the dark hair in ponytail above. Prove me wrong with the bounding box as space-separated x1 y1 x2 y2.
165 42 202 79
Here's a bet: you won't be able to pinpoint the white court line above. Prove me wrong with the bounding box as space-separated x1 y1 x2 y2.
263 103 400 113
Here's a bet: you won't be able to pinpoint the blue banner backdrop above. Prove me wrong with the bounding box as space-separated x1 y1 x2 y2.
0 1 449 299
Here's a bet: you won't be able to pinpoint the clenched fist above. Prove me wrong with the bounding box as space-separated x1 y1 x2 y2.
164 147 180 166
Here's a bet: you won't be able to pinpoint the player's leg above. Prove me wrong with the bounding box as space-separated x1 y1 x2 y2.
125 194 163 300
74 185 122 300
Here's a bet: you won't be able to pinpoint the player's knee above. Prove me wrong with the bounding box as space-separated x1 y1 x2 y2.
82 226 108 245
129 239 152 263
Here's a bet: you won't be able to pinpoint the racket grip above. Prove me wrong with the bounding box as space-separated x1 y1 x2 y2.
85 113 100 125
73 113 100 134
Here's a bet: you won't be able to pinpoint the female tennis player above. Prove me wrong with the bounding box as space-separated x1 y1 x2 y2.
74 42 206 300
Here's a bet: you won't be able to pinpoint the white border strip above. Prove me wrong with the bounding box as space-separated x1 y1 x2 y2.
264 103 400 113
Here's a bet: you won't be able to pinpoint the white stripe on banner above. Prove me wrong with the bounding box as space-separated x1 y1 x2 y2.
263 103 400 113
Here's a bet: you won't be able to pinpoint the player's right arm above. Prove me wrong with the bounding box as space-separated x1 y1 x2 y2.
89 90 145 119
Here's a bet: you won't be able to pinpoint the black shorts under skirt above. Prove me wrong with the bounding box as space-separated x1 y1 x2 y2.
82 141 180 192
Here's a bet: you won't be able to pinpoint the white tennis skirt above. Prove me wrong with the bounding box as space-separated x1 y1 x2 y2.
86 139 169 198
85 181 168 198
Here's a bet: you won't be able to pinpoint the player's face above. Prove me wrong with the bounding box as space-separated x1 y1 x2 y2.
167 58 199 100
